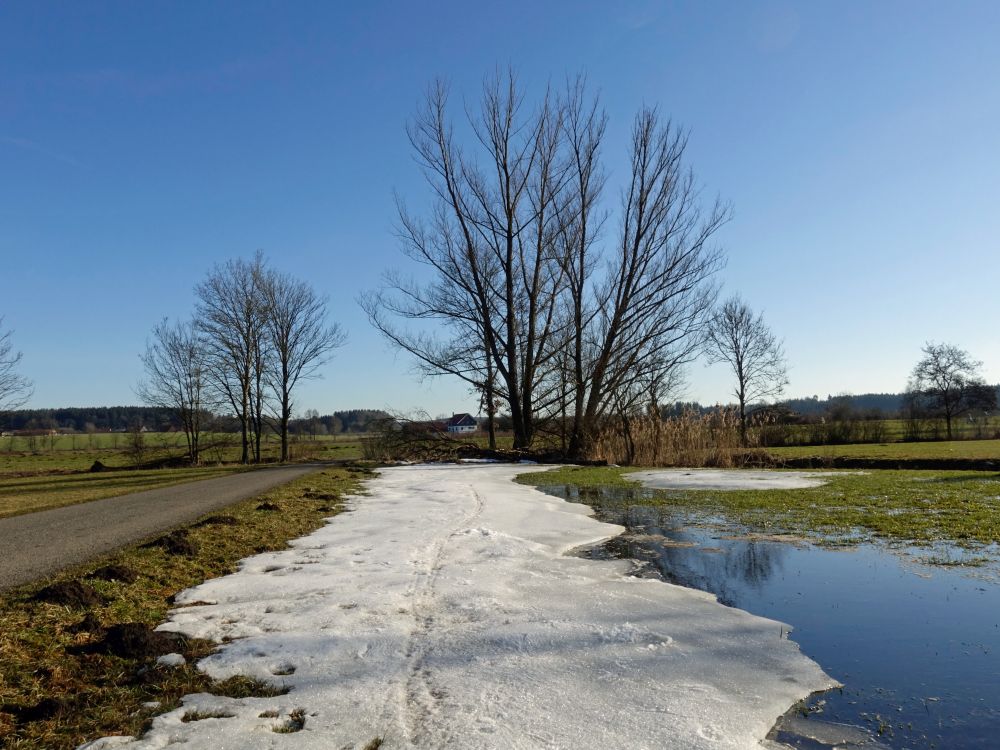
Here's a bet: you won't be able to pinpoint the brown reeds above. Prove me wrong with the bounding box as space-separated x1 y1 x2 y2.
589 409 764 467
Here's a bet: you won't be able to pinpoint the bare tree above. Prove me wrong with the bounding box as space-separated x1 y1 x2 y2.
565 108 728 456
705 296 788 443
366 73 726 458
363 71 569 449
261 269 346 462
136 318 207 465
907 342 995 440
0 318 33 414
195 252 270 464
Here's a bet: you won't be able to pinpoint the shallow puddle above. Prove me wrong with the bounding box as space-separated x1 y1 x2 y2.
538 484 1000 749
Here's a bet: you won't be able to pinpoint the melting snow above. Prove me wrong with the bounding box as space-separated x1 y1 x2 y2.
80 464 834 749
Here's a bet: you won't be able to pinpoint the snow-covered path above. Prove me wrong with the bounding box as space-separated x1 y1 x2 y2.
83 464 834 750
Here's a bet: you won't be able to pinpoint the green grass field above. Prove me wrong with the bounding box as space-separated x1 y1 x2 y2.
0 432 364 475
0 432 365 518
767 438 1000 462
0 466 247 519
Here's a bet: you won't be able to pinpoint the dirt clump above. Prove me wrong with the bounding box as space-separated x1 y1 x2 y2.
142 530 198 556
77 622 189 659
87 564 139 583
3 697 72 723
65 612 104 635
304 491 338 501
193 514 239 527
32 580 106 608
256 502 280 511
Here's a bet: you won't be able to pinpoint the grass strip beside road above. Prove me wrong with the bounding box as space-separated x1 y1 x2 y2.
517 465 1000 547
0 466 247 519
0 464 374 749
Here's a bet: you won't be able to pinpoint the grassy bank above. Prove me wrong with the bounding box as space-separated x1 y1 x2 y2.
0 464 373 749
517 465 1000 547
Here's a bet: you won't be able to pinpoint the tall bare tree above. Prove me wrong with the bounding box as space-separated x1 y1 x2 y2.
565 108 728 456
262 269 346 461
366 73 726 457
363 71 568 449
705 296 788 443
137 318 207 464
907 342 995 440
195 252 269 464
0 318 33 414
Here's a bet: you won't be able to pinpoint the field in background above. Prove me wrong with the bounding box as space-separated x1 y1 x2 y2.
767 439 1000 462
0 432 364 475
0 466 247 518
0 432 365 518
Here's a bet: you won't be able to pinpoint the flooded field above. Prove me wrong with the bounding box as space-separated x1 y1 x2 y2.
539 484 1000 749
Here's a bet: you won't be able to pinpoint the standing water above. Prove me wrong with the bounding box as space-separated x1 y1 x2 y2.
537 484 1000 749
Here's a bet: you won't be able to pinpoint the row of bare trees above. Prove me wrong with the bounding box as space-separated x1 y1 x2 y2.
363 72 733 457
139 253 345 465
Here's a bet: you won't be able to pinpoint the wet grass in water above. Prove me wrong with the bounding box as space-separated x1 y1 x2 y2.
517 465 1000 547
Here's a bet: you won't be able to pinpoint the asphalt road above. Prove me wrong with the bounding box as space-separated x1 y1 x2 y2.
0 464 324 592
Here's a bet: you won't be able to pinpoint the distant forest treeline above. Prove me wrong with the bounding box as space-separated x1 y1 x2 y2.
667 388 1000 419
1 407 389 434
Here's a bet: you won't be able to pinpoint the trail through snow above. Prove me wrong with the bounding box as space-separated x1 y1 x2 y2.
80 464 834 750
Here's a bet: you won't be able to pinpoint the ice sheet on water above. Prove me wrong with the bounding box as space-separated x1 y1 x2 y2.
631 468 847 491
80 464 834 749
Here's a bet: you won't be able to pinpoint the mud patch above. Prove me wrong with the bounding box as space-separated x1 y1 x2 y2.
87 564 139 583
142 530 198 556
73 622 190 659
32 580 106 608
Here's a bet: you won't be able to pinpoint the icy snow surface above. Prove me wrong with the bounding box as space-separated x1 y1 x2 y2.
631 468 842 491
82 464 834 750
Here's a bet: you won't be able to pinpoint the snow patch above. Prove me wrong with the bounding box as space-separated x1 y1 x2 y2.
155 652 186 667
81 464 834 749
631 468 846 491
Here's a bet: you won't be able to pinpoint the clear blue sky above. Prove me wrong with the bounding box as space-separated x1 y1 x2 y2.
2 1 998 417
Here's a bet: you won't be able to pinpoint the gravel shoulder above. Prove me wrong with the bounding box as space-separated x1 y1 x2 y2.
0 464 323 592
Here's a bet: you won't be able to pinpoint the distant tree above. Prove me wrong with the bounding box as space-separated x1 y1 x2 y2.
195 253 270 464
0 318 33 415
906 342 996 440
136 318 207 465
705 296 788 443
261 269 346 462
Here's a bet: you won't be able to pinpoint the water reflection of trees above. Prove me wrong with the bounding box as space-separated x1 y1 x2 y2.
542 485 789 608
602 501 787 609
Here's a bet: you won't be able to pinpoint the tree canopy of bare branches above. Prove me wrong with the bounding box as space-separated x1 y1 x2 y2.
0 318 33 414
705 296 788 443
262 269 347 461
906 342 996 440
195 252 270 464
179 252 346 464
137 318 207 465
364 71 727 456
